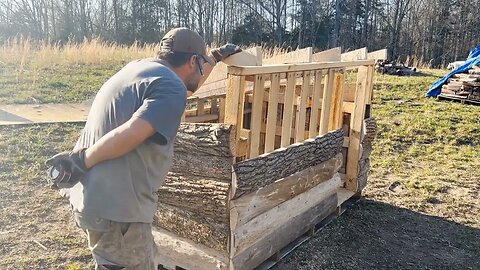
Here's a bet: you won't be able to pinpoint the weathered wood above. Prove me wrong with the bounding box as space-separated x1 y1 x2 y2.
328 71 345 131
230 181 339 269
231 128 344 199
171 123 235 180
356 117 377 192
319 69 335 135
263 47 312 65
312 47 341 62
154 203 229 252
158 174 230 222
308 70 324 138
229 153 342 230
367 48 388 61
227 60 375 76
152 228 229 270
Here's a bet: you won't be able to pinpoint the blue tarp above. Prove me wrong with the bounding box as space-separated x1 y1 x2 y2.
426 45 480 97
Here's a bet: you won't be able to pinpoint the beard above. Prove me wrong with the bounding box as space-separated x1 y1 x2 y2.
184 69 201 93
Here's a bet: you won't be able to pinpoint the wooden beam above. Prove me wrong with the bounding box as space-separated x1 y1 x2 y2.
197 99 205 116
263 47 313 65
308 70 324 138
185 114 219 123
227 60 375 76
312 47 341 62
345 66 370 192
229 154 342 230
341 47 368 61
295 71 311 142
265 73 280 152
219 97 226 122
281 72 296 147
224 75 246 157
319 69 335 135
328 70 345 131
249 75 265 158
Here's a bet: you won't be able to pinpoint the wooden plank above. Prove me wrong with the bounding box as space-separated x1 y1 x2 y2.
224 75 246 157
219 97 226 122
210 98 218 114
308 70 324 138
185 113 219 123
194 80 227 99
295 71 311 142
365 65 375 105
281 72 297 147
328 70 345 131
341 47 368 61
231 129 344 199
312 47 341 62
263 47 312 65
249 75 265 158
230 177 340 269
227 60 375 76
152 228 229 270
345 66 370 192
319 69 335 135
229 154 342 230
367 49 388 61
265 73 281 152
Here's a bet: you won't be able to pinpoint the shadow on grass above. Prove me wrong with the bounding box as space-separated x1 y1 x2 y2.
274 199 480 270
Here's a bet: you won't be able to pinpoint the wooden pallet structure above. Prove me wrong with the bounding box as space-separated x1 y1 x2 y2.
153 47 377 270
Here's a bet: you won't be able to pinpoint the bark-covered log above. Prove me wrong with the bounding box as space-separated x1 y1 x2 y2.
153 203 229 252
231 129 344 199
357 117 376 191
171 123 235 181
158 173 230 222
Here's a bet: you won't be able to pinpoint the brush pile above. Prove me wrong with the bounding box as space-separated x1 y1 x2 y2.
440 66 480 102
375 60 417 76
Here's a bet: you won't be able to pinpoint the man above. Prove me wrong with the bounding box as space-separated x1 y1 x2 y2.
46 28 241 270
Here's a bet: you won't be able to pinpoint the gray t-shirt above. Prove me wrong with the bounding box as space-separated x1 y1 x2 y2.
68 59 186 223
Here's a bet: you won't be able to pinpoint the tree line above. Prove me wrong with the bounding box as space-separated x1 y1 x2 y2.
1 0 479 66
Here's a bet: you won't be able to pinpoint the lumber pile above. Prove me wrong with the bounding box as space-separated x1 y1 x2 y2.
375 60 417 76
440 68 480 102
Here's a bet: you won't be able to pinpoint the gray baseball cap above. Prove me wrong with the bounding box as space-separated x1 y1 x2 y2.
160 28 215 66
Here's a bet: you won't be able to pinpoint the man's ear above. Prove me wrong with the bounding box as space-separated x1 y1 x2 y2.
189 55 196 68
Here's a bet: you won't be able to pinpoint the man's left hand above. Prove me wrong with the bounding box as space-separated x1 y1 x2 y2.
46 148 88 189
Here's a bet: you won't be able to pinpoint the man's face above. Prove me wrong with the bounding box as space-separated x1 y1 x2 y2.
184 55 204 92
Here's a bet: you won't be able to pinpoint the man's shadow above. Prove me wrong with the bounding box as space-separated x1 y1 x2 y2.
275 199 480 270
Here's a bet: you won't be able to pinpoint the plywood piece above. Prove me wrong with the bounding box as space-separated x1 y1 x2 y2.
319 69 335 135
0 103 89 124
265 73 281 152
295 71 311 142
312 47 341 62
341 47 368 61
281 72 297 147
367 49 388 61
152 228 228 270
249 75 265 158
230 174 342 258
229 154 342 230
263 47 313 65
204 49 262 85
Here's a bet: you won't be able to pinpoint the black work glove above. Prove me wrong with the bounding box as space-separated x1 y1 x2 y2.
210 43 242 63
45 148 88 189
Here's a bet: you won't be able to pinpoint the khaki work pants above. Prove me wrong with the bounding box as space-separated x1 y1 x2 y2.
73 212 156 270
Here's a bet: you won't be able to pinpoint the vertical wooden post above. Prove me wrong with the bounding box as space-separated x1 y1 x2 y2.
197 99 205 116
345 66 370 192
328 69 345 131
210 98 218 114
308 70 323 138
225 75 246 157
265 73 280 152
219 97 226 123
319 69 335 135
281 72 296 147
295 71 311 142
249 75 265 158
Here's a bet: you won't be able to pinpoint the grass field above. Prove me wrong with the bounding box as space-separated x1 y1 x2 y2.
0 43 479 269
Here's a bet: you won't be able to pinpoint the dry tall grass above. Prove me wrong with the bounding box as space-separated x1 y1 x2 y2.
0 36 159 68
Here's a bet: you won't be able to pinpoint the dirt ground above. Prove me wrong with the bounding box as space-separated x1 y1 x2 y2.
1 115 479 269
